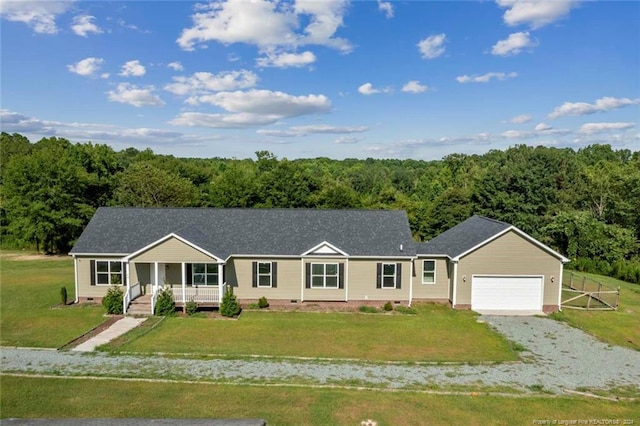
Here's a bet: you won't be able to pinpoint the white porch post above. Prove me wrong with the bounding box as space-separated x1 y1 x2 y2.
181 262 186 305
124 261 131 314
218 262 224 303
154 262 159 291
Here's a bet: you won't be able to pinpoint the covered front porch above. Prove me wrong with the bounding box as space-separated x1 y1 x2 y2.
124 261 227 315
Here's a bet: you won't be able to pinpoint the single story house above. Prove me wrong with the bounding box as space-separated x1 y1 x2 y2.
69 208 569 315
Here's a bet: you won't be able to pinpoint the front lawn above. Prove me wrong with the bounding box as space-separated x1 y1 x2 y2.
557 271 640 351
0 253 106 348
2 375 638 425
106 303 518 362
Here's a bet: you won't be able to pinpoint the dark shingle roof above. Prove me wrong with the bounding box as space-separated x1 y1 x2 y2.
70 208 416 258
416 215 511 258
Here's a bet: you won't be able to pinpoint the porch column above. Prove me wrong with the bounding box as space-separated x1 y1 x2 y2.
125 262 131 289
181 262 186 305
218 262 224 303
154 262 159 291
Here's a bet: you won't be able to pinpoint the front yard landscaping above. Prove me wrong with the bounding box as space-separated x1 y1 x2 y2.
0 253 105 348
103 303 519 362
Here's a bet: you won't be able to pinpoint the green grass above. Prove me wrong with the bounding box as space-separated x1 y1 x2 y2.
0 253 106 348
557 270 640 351
105 303 518 362
2 375 639 425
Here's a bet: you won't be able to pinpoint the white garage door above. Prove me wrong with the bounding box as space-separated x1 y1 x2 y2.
471 276 543 312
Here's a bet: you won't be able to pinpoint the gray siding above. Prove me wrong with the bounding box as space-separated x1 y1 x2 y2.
347 259 411 301
229 258 301 300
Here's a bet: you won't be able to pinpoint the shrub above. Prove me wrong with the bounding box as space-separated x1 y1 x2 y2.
102 286 123 314
155 286 175 316
394 305 417 315
258 296 269 309
246 303 260 309
185 299 199 316
383 301 393 311
60 286 68 306
220 287 241 317
358 305 378 313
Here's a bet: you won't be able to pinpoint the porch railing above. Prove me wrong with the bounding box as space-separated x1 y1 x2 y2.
123 281 142 314
151 284 160 314
170 283 226 304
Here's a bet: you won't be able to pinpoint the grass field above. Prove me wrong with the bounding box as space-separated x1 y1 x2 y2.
105 303 519 362
2 375 638 425
0 253 106 348
558 270 640 351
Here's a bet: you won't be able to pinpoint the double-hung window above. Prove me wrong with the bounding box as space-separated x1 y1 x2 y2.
96 260 123 285
192 263 219 286
257 262 272 287
381 263 397 288
311 263 339 289
422 260 436 284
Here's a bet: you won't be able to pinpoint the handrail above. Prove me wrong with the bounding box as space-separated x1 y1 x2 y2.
123 282 142 315
151 284 160 315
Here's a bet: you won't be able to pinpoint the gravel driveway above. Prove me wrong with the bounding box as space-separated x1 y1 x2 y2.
2 316 639 395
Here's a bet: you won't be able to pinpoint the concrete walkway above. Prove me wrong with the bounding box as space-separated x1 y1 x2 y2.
72 317 146 352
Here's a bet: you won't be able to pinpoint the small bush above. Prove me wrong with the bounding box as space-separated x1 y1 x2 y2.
102 286 123 314
394 305 417 315
185 299 199 316
155 286 175 316
358 305 378 313
60 286 68 306
246 303 260 309
383 301 393 311
220 287 241 317
258 296 269 309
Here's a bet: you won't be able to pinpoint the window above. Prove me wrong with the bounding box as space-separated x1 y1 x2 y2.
192 263 218 286
96 261 123 285
258 262 272 287
422 260 436 284
382 263 397 288
311 263 339 288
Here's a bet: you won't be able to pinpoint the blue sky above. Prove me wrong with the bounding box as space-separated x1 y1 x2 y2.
1 0 639 160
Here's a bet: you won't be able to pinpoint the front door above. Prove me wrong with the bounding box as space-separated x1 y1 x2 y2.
150 263 166 286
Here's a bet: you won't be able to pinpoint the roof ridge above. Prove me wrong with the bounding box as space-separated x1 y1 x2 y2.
472 215 511 226
98 207 406 213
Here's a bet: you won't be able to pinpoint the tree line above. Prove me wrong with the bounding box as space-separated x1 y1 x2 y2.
1 132 638 283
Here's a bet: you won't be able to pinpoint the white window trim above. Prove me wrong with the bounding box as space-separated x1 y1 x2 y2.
95 260 124 286
422 260 436 285
381 263 397 289
311 262 339 289
257 262 272 288
192 263 219 286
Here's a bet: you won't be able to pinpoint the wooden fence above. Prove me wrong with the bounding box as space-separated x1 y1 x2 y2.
562 272 619 310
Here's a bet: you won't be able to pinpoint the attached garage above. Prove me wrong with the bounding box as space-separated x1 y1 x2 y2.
415 215 570 315
471 276 543 312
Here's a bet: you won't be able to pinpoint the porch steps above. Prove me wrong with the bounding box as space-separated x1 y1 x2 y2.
126 293 153 316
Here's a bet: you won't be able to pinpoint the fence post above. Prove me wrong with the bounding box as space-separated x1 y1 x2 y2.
586 292 592 310
570 272 574 288
582 276 586 292
616 287 620 310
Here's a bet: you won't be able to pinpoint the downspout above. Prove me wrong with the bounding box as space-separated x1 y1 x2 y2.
558 261 565 312
345 257 349 302
73 255 79 304
409 257 414 307
300 258 304 302
452 260 459 308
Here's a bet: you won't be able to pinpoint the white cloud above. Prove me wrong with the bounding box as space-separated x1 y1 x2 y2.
256 50 316 68
196 89 331 116
256 129 300 137
417 33 446 59
535 122 551 131
377 0 393 19
0 109 48 132
496 0 577 29
170 112 280 128
509 114 532 124
71 14 102 37
358 82 391 95
578 122 635 135
456 72 518 84
402 80 428 94
119 60 146 77
107 83 165 107
293 124 367 134
492 32 536 56
167 62 184 72
67 57 105 77
335 136 363 144
548 96 640 119
177 0 351 54
165 70 258 96
0 0 71 34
